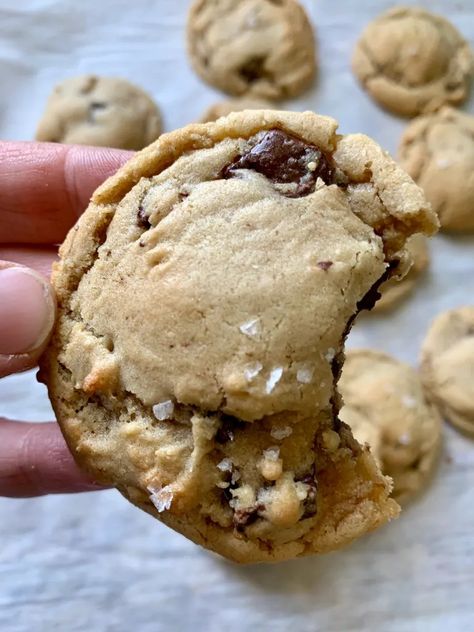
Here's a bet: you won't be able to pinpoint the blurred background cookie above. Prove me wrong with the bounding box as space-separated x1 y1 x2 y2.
340 349 442 504
36 75 162 150
399 107 474 232
199 97 275 122
187 0 316 100
421 307 474 437
352 6 473 117
374 235 430 312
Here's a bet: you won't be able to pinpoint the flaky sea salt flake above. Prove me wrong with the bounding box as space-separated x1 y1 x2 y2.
152 400 174 421
244 361 263 381
270 426 293 440
217 458 233 472
265 366 283 394
239 318 261 337
297 366 313 384
148 485 173 513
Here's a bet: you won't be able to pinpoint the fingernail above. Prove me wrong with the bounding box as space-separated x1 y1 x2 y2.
0 266 55 355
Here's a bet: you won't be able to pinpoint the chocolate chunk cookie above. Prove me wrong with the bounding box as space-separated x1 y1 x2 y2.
36 75 162 150
399 107 474 232
199 98 275 123
352 7 473 117
40 110 437 563
421 307 474 437
187 0 316 100
374 234 429 312
340 350 442 504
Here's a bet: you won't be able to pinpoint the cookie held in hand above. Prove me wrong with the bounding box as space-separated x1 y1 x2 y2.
40 110 437 563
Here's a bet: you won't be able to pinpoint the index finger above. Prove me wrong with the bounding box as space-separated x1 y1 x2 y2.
0 141 132 245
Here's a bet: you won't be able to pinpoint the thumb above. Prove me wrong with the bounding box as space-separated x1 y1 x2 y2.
0 261 55 378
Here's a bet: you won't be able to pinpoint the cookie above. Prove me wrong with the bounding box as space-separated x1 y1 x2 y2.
40 110 437 563
352 7 473 117
340 350 442 504
374 234 429 312
187 0 316 100
399 107 474 232
421 307 474 437
36 75 162 150
200 98 275 123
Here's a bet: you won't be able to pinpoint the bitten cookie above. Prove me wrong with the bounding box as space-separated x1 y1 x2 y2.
200 98 275 123
374 234 429 312
352 6 473 117
399 107 474 232
187 0 316 100
36 75 162 150
40 110 437 563
340 350 442 504
421 307 474 437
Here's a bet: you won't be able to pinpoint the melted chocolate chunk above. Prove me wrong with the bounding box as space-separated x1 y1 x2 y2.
137 205 151 229
233 506 261 531
215 414 246 444
357 260 399 312
238 56 267 84
223 129 335 197
297 472 318 519
317 261 333 271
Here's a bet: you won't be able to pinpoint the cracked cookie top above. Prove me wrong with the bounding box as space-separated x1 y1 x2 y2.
36 75 162 150
187 0 316 99
352 7 473 117
41 110 436 563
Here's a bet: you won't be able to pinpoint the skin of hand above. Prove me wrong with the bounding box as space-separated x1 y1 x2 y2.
0 141 131 497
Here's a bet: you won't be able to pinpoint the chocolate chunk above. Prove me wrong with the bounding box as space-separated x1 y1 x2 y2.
356 260 399 312
233 506 261 531
238 57 267 84
297 472 318 519
215 414 246 444
317 261 333 271
137 205 151 229
223 129 335 197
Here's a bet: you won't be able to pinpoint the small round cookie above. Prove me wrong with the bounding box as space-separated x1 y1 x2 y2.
36 75 162 150
187 0 316 100
200 98 275 123
340 350 442 504
374 234 429 311
352 7 473 117
421 307 474 436
399 107 474 232
40 110 437 563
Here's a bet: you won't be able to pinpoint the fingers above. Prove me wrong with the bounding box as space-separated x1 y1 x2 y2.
0 419 106 497
0 261 56 377
0 141 132 245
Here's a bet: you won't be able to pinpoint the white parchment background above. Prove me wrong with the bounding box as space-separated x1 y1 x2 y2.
0 1 473 631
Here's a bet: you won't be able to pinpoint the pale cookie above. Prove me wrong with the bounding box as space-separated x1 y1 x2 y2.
352 7 473 117
374 234 429 312
421 307 474 437
36 75 162 150
200 98 275 123
187 0 316 100
340 350 442 504
40 110 437 563
399 107 474 232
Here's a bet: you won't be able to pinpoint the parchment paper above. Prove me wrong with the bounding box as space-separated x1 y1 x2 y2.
1 1 473 631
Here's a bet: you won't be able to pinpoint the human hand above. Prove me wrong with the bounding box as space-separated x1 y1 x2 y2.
0 141 131 497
